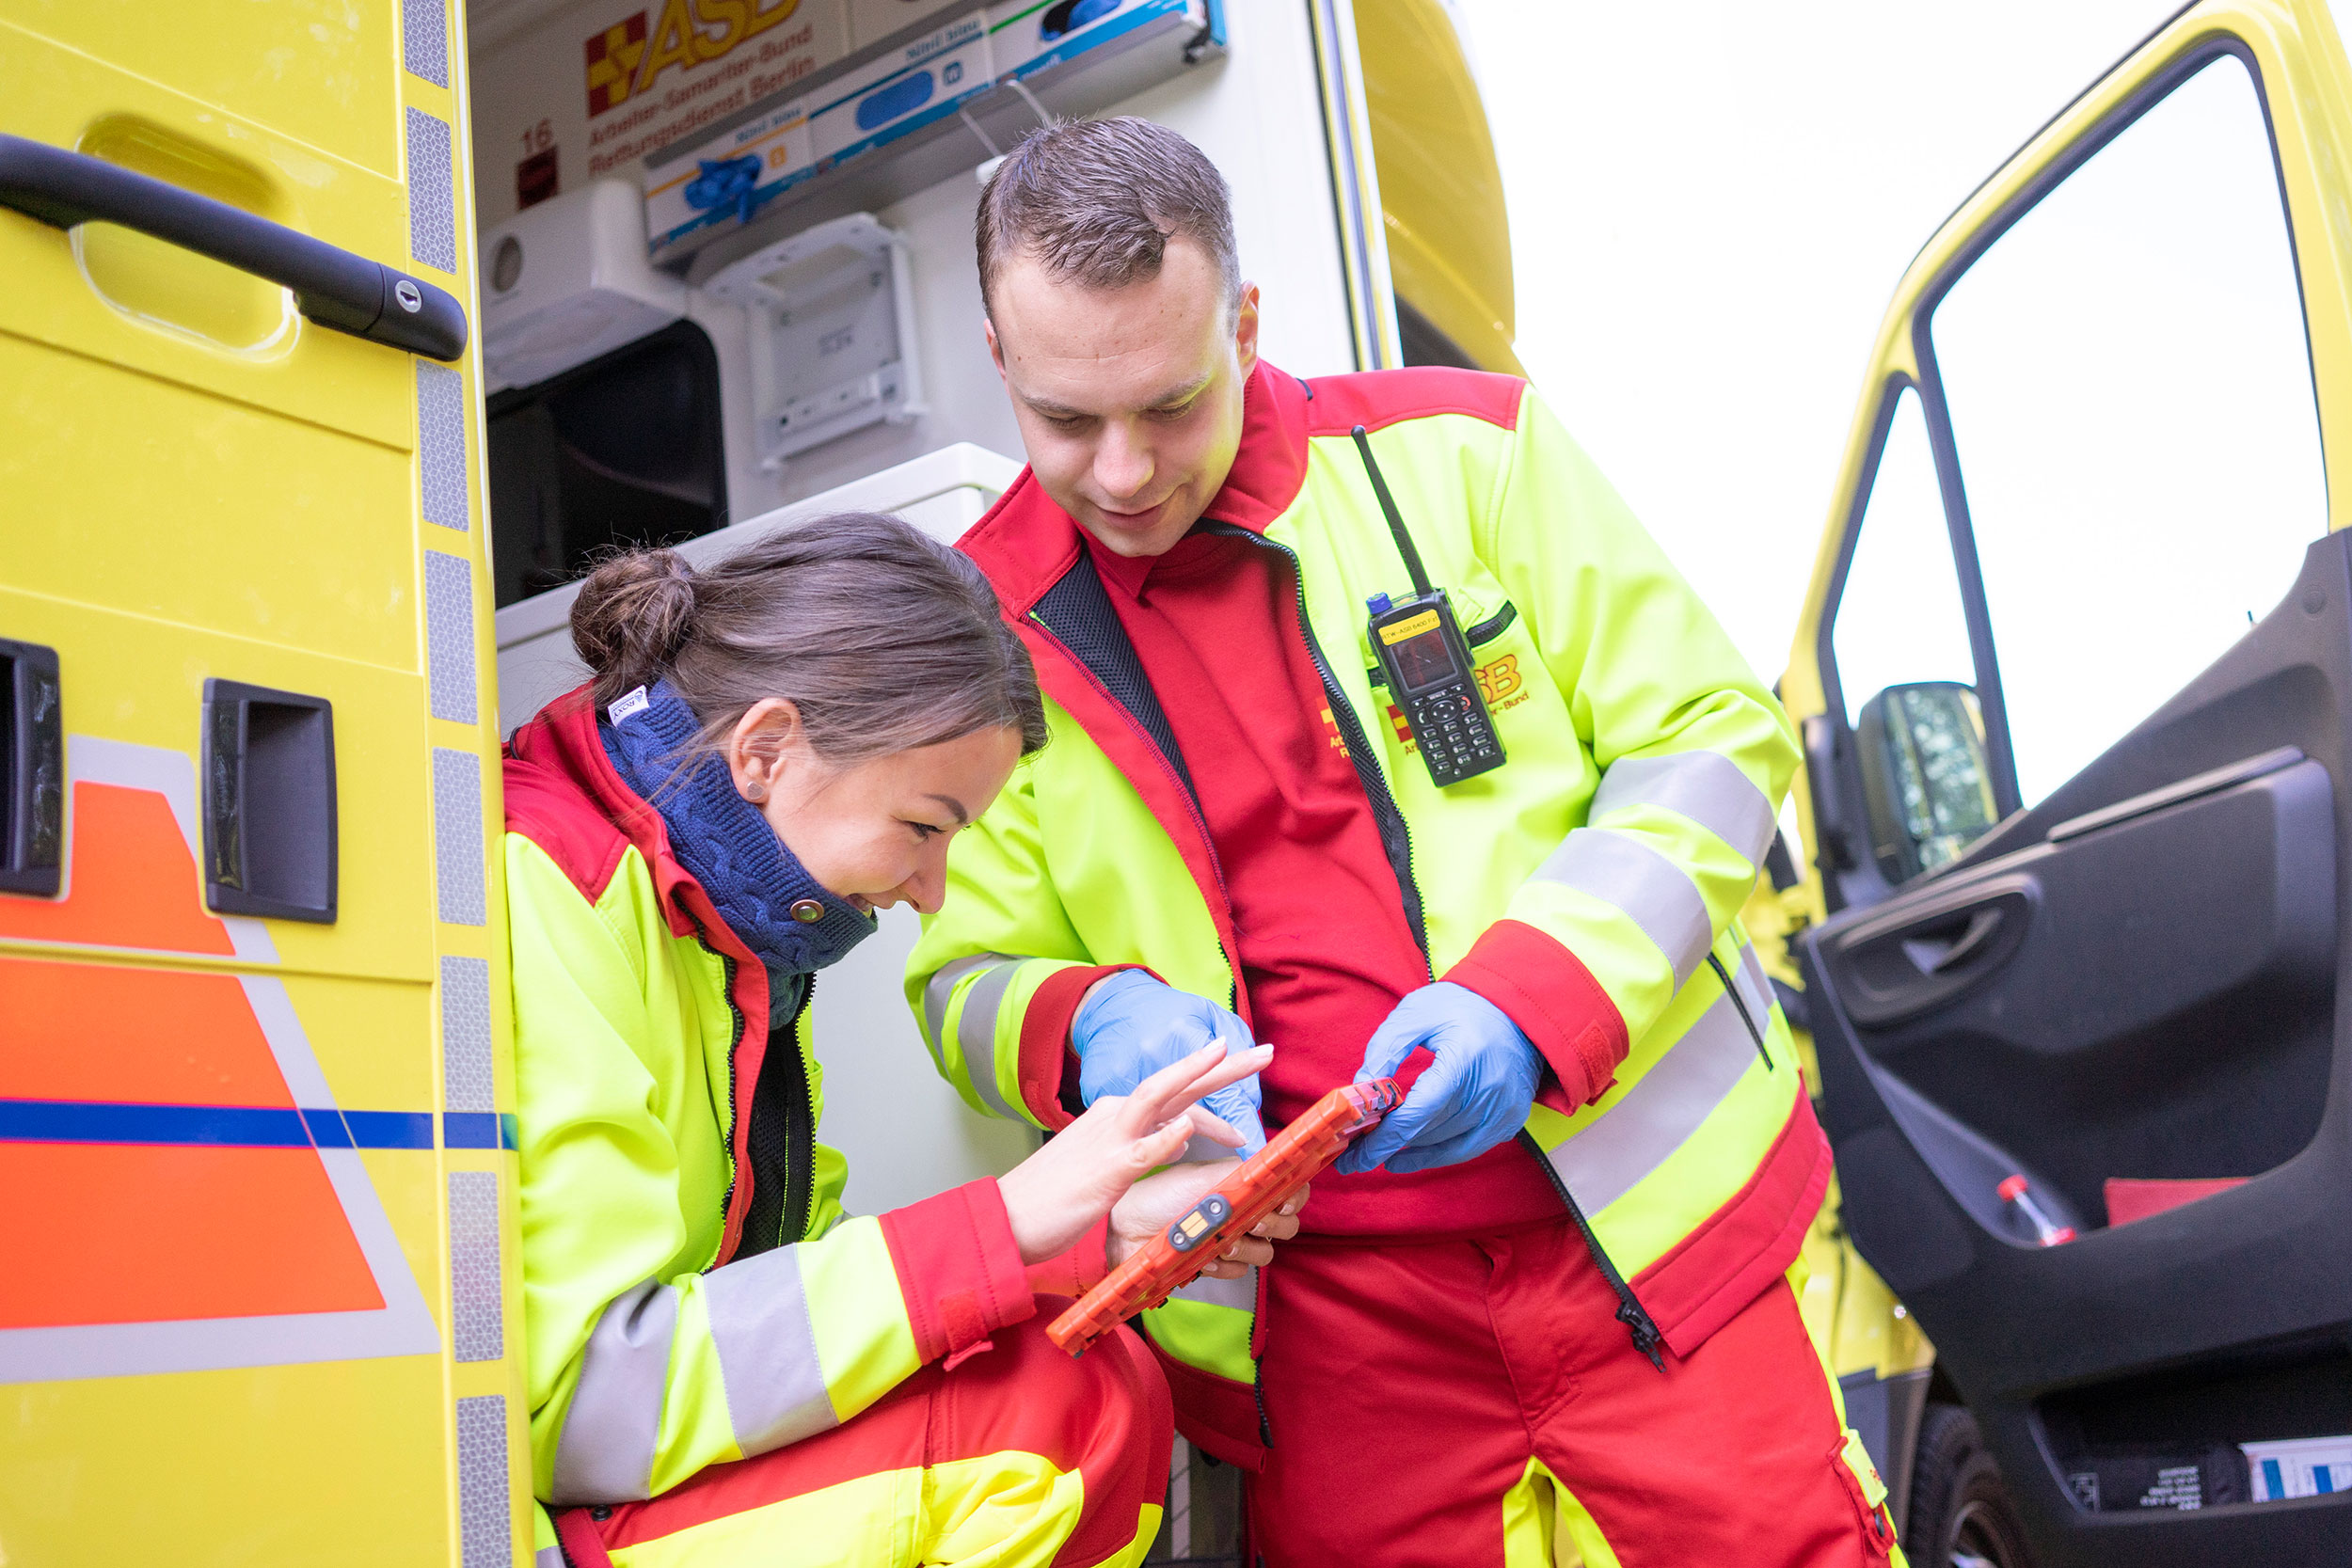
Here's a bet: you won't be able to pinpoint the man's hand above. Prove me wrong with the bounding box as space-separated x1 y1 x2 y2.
1336 982 1540 1176
1108 1164 1310 1280
1073 971 1268 1155
997 1038 1273 1265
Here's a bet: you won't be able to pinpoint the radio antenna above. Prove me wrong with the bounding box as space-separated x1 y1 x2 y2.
1351 424 1435 600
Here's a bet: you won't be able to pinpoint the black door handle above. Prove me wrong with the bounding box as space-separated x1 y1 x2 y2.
1821 879 2036 1027
202 679 338 924
0 134 467 362
1 639 63 898
1904 906 2006 974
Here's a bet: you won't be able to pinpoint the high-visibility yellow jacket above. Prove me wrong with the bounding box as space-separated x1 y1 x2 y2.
502 698 1038 1511
907 363 1830 1467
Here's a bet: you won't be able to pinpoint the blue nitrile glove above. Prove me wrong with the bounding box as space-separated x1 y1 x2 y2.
1336 982 1542 1175
1073 971 1268 1155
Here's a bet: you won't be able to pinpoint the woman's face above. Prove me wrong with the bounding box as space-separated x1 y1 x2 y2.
724 699 1022 915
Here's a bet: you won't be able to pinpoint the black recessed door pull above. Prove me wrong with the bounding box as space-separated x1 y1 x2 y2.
202 680 338 924
0 134 467 362
0 639 64 898
1901 906 2005 974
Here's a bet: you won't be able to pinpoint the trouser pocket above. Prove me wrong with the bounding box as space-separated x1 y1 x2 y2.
1830 1430 1898 1565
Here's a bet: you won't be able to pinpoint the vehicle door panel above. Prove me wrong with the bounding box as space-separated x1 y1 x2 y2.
0 5 523 1564
1783 4 2352 1562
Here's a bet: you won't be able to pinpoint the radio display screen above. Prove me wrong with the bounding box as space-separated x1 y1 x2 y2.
1391 628 1456 693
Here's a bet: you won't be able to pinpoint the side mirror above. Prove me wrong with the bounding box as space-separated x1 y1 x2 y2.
1855 681 1997 882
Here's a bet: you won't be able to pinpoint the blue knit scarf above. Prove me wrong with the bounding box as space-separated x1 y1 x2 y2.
599 681 878 989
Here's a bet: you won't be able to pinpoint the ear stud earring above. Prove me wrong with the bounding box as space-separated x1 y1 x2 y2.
745 784 768 802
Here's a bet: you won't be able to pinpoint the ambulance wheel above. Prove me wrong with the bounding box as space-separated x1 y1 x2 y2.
1905 1403 2036 1568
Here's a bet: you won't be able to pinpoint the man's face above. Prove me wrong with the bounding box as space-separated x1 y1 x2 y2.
987 237 1260 558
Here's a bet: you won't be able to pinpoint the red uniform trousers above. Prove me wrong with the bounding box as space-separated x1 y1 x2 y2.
554 1304 1170 1568
1249 1223 1898 1568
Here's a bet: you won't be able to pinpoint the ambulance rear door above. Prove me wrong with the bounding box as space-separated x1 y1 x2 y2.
1780 2 2352 1563
0 3 523 1564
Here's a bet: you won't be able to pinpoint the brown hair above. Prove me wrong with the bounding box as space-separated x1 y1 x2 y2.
975 116 1239 318
569 513 1049 763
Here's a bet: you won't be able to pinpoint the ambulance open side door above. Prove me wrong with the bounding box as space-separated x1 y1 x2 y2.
0 5 523 1565
1781 3 2352 1564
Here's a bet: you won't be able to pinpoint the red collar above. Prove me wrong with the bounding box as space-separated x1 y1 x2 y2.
503 690 704 936
960 359 1312 615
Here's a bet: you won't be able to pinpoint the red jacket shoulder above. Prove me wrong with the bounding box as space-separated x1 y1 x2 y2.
502 694 632 903
1304 367 1526 437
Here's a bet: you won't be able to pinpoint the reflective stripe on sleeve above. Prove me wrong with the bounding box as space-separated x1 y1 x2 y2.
920 952 1009 1070
550 1279 678 1505
1168 1265 1255 1311
1589 751 1777 868
1531 828 1713 985
956 961 1025 1121
1544 983 1759 1215
702 1244 836 1454
536 1547 567 1568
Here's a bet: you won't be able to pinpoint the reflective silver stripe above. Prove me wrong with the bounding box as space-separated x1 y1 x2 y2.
550 1280 677 1505
921 952 1009 1068
1168 1266 1255 1311
434 746 485 927
1533 828 1713 985
1545 989 1758 1215
535 1550 567 1568
957 960 1025 1121
448 1170 503 1364
1591 752 1776 867
704 1245 836 1453
454 1393 513 1568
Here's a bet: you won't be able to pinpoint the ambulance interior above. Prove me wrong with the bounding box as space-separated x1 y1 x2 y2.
464 0 1519 1239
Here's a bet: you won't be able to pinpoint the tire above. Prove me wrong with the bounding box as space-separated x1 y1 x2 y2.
1904 1402 2038 1568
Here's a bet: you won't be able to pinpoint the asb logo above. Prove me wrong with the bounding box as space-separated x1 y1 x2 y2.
1474 654 1522 706
585 0 807 118
586 12 650 115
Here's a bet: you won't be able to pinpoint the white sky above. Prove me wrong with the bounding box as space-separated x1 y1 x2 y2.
1450 0 2190 685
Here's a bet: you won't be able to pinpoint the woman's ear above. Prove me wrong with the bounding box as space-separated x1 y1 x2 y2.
726 698 803 804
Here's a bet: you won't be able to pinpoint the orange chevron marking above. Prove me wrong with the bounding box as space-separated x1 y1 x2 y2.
0 783 233 954
0 1143 383 1328
0 958 291 1106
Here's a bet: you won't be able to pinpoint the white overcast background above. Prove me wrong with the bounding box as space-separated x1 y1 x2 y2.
1450 0 2189 683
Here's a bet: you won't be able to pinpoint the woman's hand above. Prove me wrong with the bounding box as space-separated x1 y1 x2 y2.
1108 1164 1310 1279
998 1039 1274 1265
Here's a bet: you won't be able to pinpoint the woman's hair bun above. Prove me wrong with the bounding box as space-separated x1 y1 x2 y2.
571 547 698 708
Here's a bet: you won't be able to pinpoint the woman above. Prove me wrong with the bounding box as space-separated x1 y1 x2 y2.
501 515 1292 1568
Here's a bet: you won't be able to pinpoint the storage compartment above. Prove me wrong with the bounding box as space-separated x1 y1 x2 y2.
485 318 729 608
2036 1333 2352 1513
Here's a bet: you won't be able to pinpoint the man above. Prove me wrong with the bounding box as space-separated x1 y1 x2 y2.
908 117 1898 1566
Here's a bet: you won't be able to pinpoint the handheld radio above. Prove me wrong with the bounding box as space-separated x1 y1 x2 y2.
1351 425 1505 786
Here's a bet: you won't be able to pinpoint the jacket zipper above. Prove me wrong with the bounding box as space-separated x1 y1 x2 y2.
711 946 820 1261
1216 524 1667 1371
1520 1130 1667 1371
710 945 749 1262
1466 601 1518 645
1707 952 1772 1071
777 974 818 1245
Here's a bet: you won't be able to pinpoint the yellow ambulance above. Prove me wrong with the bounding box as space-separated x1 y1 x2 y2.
1764 1 2352 1564
0 2 1513 1564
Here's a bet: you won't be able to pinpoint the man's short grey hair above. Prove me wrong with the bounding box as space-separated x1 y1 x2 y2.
975 117 1241 318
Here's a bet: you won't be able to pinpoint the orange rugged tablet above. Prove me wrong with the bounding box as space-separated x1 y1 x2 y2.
1046 1077 1403 1355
